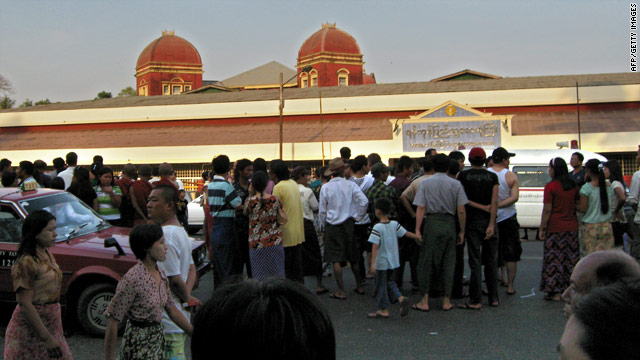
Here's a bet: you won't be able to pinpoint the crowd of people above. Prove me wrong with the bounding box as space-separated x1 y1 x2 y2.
3 145 640 359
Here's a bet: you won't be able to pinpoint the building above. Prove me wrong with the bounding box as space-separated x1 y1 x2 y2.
135 30 203 96
297 23 375 88
1 72 638 177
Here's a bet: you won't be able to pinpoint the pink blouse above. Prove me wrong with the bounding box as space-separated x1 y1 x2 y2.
104 261 174 323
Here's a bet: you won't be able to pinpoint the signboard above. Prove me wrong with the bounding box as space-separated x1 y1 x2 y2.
403 120 501 152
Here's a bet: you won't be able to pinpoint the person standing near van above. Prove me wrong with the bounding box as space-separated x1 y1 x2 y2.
570 152 586 186
538 157 579 301
576 159 614 256
488 147 521 296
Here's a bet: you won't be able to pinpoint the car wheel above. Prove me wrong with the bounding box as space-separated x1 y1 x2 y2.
76 282 116 336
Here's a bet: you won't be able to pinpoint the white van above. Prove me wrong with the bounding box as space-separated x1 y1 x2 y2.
458 149 607 229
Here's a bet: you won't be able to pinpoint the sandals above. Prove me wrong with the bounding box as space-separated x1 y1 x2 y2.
457 303 482 310
367 312 389 319
442 304 454 311
329 293 347 300
316 287 329 295
506 289 516 296
412 304 430 312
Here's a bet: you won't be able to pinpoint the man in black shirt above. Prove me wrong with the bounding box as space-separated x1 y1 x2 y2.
457 147 500 309
233 159 253 277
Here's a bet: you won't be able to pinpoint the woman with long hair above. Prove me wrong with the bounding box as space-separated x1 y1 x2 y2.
4 210 72 359
603 160 627 247
104 224 193 360
67 167 98 211
538 157 579 301
243 170 286 281
94 167 123 225
576 159 614 255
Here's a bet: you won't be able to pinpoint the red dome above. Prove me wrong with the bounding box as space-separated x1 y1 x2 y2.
136 31 202 69
298 23 361 59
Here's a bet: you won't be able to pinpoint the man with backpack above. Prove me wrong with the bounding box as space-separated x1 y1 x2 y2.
115 163 137 227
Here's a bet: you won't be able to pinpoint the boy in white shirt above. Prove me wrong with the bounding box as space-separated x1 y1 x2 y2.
367 198 421 318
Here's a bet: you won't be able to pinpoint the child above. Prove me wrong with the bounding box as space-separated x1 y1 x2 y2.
367 198 421 318
176 189 189 230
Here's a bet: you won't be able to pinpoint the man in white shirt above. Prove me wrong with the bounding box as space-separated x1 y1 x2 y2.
57 152 78 190
319 158 369 299
147 184 200 360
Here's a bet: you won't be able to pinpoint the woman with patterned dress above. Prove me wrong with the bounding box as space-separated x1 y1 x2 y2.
577 159 615 256
244 171 286 281
93 167 123 226
104 224 193 360
538 158 579 301
4 210 73 360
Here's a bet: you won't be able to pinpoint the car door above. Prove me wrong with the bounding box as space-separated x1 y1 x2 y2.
0 204 22 301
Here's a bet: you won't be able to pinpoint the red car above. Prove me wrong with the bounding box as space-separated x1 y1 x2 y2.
0 188 209 336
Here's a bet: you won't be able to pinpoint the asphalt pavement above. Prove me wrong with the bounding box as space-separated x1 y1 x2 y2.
0 233 566 359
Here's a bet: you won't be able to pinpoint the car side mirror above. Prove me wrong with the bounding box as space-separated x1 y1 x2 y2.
104 237 125 256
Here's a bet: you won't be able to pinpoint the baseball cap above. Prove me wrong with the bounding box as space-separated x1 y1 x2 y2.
492 147 516 162
469 147 487 160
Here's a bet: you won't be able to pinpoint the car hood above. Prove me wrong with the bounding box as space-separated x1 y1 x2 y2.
54 225 205 256
55 226 133 256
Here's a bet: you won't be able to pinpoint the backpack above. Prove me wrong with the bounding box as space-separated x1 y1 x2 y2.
119 182 135 227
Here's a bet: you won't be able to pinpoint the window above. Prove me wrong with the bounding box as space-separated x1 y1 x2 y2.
302 79 308 88
138 86 148 96
163 85 170 95
0 207 21 244
311 76 318 87
512 166 551 187
184 85 191 92
172 85 182 95
337 68 349 87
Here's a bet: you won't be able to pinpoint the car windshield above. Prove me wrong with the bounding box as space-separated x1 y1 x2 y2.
18 192 109 242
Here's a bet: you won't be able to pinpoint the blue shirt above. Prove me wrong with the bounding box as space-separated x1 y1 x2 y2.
368 220 406 270
207 176 241 218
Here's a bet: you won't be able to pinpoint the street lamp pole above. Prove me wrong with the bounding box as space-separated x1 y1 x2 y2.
279 65 313 160
279 72 284 159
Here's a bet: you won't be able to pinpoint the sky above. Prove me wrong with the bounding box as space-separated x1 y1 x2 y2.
0 0 633 104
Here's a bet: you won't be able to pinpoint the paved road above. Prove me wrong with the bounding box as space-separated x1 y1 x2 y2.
0 235 566 359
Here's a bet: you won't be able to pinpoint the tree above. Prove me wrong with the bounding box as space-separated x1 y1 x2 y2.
34 99 51 106
0 75 13 95
95 91 112 100
19 99 33 107
117 86 137 97
1 96 15 109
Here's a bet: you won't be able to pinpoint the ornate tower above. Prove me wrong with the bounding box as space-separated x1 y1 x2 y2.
135 31 203 96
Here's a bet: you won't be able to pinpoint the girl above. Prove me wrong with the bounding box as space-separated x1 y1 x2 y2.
94 167 123 225
538 157 579 301
603 160 627 247
243 171 286 281
4 210 72 360
577 159 614 255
